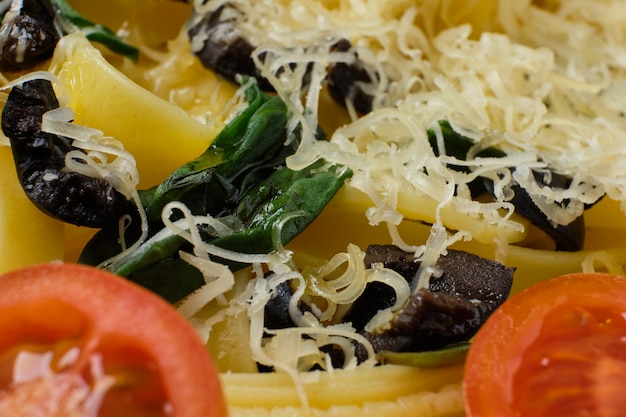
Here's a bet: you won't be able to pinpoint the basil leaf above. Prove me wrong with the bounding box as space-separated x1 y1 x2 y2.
141 84 288 221
51 0 139 61
213 161 352 258
377 343 470 368
80 82 351 302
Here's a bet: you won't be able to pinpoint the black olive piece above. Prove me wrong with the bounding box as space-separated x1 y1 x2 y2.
326 39 377 115
263 279 318 329
187 4 273 91
188 7 379 112
264 280 298 330
1 78 133 228
344 245 514 358
262 280 348 371
483 168 591 251
187 4 313 93
343 244 420 331
0 0 61 72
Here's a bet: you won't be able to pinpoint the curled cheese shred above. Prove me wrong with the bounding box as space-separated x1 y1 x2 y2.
18 72 153 268
163 205 397 407
41 105 140 200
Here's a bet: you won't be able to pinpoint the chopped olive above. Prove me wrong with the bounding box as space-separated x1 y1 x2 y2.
264 280 297 330
0 0 61 72
0 0 140 71
1 79 133 228
326 39 377 115
428 120 601 251
345 245 514 357
188 7 379 113
483 168 589 251
187 5 271 89
264 244 513 361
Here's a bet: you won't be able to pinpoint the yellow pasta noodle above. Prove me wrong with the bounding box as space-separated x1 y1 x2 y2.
0 147 65 273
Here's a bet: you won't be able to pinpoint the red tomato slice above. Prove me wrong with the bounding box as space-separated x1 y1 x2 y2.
0 262 227 417
463 272 626 417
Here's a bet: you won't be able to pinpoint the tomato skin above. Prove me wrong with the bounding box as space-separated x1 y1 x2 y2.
0 262 227 417
463 272 626 417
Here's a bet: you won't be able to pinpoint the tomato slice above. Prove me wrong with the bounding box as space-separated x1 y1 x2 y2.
0 262 226 417
463 272 626 417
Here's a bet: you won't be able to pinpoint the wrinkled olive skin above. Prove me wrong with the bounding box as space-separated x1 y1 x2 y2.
188 5 377 113
347 245 514 356
262 244 514 359
188 5 269 89
0 0 61 72
483 168 588 251
326 39 376 115
1 79 133 228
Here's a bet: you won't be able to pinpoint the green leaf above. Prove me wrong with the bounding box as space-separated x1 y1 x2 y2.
427 120 506 161
213 161 352 256
89 161 351 286
51 0 139 61
377 342 470 368
80 82 351 303
427 120 506 196
142 83 288 222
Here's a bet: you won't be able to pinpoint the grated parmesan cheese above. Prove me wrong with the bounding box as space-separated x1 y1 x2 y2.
187 0 626 260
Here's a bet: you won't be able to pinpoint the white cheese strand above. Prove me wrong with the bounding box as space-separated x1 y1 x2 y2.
362 265 411 333
177 251 235 318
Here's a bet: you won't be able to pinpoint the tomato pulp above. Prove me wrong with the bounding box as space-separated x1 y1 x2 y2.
463 272 626 417
0 263 226 417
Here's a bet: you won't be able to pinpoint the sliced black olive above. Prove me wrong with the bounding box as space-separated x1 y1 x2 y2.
261 244 512 362
344 245 514 356
188 7 379 113
341 244 418 331
326 39 376 115
264 280 298 330
1 79 133 228
483 168 591 251
187 5 272 90
0 0 61 72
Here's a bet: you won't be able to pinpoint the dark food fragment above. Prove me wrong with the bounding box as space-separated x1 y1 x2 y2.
326 39 376 115
425 120 597 251
264 280 297 330
188 6 378 113
0 0 61 72
188 4 271 90
483 168 589 251
1 79 132 228
345 245 514 356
